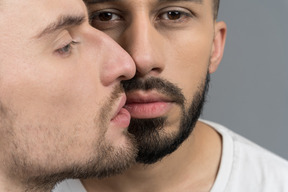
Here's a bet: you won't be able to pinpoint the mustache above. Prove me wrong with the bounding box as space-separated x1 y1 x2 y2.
122 77 185 105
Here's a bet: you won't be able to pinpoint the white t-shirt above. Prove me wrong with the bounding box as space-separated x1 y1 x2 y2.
53 120 288 192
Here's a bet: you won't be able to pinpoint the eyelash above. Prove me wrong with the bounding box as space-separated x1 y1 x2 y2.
89 11 122 22
157 10 193 21
55 40 79 56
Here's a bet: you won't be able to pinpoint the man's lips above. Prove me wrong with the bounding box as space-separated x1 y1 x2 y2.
111 94 131 128
124 91 174 119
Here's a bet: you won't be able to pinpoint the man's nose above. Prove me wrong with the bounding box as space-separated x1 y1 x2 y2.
98 34 136 86
120 16 165 78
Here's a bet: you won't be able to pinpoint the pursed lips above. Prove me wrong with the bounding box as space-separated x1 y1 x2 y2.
111 94 131 128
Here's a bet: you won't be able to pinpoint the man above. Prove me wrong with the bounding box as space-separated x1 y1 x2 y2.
54 0 288 191
0 0 140 191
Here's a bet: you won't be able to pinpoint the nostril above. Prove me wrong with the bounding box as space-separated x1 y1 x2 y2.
118 75 126 81
135 66 163 78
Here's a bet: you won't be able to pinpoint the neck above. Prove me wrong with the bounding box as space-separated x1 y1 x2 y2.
82 121 222 192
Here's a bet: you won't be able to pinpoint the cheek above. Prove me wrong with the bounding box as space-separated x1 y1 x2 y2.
0 43 110 164
0 57 105 141
165 37 211 101
1 72 106 163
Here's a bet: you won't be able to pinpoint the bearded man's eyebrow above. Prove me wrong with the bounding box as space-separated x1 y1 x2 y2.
84 0 118 4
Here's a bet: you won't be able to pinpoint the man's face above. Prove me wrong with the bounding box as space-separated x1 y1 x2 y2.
0 0 137 187
87 0 226 164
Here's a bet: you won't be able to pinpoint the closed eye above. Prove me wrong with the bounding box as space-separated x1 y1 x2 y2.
55 41 79 57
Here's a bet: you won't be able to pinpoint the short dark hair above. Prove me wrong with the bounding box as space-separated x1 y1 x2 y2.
213 0 220 19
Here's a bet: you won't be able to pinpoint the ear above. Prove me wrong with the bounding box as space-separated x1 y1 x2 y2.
209 21 227 74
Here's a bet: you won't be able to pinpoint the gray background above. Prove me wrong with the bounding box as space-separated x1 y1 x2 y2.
203 0 288 159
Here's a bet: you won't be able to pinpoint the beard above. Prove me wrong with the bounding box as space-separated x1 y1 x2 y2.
122 73 210 164
0 85 137 191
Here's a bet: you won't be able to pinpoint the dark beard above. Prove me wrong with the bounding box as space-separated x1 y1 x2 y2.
123 73 210 164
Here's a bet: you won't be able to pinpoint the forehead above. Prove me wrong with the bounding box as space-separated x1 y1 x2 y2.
0 0 85 19
0 0 86 36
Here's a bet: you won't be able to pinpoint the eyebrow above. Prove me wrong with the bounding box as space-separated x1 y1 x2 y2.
36 15 86 39
85 0 202 4
159 0 202 3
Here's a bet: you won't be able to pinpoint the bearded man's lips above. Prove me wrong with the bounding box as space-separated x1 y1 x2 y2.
124 91 174 119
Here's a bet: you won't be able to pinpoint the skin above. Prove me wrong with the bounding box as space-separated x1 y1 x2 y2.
82 0 226 191
0 0 138 191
